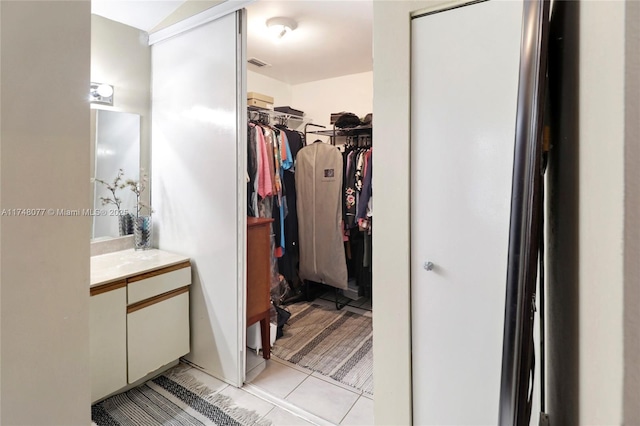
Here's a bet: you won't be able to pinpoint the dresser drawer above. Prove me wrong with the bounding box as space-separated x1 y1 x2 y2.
127 262 191 304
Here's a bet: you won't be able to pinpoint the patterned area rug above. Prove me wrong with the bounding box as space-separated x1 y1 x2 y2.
272 302 373 395
92 364 272 426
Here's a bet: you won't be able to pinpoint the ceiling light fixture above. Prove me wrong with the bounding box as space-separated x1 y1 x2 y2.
266 17 297 40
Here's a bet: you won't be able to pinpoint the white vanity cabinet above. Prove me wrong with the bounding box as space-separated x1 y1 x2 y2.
90 280 127 403
90 250 191 403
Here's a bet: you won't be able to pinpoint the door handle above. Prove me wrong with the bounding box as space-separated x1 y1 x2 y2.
423 261 435 271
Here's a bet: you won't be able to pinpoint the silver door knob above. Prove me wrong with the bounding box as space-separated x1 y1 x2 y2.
423 261 435 271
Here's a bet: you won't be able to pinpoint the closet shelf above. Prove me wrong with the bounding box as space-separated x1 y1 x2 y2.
306 125 372 137
248 106 304 122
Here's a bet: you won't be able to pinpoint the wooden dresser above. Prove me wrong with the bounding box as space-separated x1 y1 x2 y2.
246 217 274 360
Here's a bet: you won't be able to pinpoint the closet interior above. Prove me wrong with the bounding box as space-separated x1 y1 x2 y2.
243 1 374 421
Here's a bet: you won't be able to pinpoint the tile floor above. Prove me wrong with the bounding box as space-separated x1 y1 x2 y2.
183 296 374 425
244 352 373 425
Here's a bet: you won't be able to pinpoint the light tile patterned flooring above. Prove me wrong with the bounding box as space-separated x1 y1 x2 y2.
184 295 373 425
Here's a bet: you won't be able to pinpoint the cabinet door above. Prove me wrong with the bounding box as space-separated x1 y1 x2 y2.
90 286 127 402
127 290 190 383
410 1 523 424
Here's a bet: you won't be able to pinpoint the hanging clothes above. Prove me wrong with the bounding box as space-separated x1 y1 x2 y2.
247 124 258 217
247 121 281 293
248 118 306 290
357 148 373 224
343 149 357 229
277 126 304 283
340 141 373 298
296 141 348 290
269 127 283 258
256 125 273 200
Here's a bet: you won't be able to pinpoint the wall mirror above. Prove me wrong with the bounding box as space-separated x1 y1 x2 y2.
91 109 141 239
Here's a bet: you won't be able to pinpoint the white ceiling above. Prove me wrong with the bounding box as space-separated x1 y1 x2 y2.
246 1 373 84
91 0 373 85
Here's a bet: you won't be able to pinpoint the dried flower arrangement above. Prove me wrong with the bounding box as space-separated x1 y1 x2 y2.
93 168 153 217
125 169 153 217
92 169 153 245
92 168 125 212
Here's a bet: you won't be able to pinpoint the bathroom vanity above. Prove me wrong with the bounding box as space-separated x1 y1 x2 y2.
90 249 191 403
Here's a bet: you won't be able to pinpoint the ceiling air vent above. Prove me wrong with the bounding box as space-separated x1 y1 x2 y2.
248 57 271 68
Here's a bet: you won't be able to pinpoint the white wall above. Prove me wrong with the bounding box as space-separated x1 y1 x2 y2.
292 71 373 130
0 1 91 424
624 2 640 423
0 1 3 417
247 69 292 107
579 2 625 424
0 2 3 419
91 15 151 206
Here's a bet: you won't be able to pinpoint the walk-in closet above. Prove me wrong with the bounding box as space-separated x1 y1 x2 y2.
243 1 374 424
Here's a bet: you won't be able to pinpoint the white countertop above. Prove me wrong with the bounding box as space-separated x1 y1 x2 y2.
91 249 190 288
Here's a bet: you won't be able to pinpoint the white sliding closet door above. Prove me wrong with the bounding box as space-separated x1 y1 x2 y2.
410 1 523 424
152 11 246 386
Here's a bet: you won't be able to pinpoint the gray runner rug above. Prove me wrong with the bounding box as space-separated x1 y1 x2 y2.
92 364 272 426
272 302 373 395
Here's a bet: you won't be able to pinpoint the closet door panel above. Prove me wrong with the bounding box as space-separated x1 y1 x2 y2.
410 1 523 424
152 11 244 386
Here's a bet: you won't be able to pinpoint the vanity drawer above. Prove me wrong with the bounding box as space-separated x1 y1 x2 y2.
127 262 191 304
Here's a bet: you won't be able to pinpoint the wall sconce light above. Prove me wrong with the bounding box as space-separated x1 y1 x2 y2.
266 17 297 40
90 82 114 106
